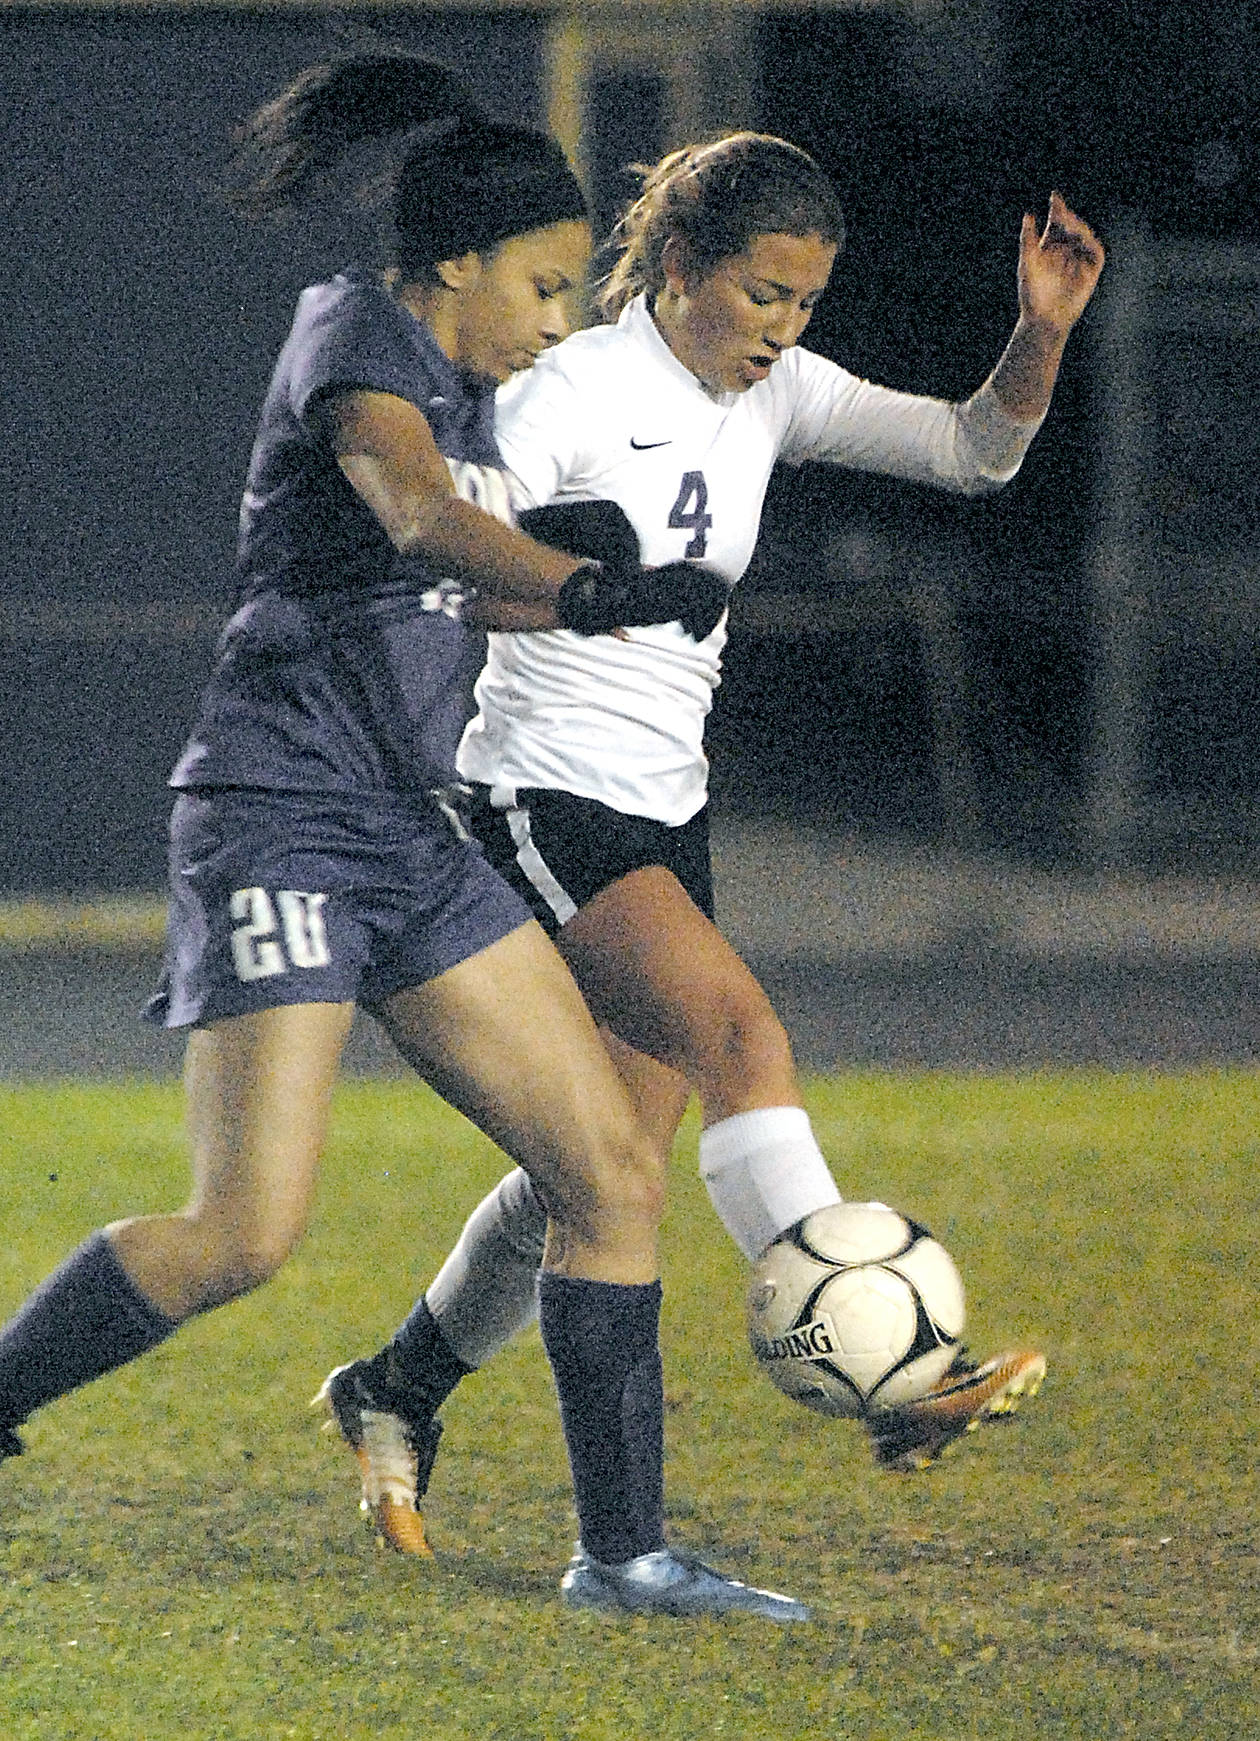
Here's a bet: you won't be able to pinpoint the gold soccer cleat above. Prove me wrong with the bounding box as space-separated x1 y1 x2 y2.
314 1359 442 1556
864 1348 1047 1473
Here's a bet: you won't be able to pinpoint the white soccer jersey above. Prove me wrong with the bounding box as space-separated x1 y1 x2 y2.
458 294 1042 824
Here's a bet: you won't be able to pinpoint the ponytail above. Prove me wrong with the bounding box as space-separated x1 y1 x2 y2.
229 51 474 217
230 52 587 278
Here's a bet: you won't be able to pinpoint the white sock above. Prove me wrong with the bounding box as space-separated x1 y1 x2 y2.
698 1106 842 1260
424 1168 546 1368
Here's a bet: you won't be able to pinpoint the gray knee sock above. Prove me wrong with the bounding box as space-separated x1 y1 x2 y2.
422 1167 547 1369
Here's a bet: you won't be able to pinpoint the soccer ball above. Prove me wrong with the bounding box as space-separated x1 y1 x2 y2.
746 1202 966 1418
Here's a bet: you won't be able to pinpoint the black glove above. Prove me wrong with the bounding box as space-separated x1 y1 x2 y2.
520 500 729 640
518 500 641 573
556 560 730 640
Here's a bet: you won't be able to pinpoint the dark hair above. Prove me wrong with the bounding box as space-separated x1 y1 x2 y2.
600 132 845 320
230 51 587 279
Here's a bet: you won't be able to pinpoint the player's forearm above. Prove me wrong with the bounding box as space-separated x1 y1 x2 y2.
466 592 562 631
984 313 1073 423
404 492 579 605
338 451 578 606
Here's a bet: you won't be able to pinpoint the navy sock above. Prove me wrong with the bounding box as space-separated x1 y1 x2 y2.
380 1297 473 1416
0 1232 177 1428
537 1273 665 1566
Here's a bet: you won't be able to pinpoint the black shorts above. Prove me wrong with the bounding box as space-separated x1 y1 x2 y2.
144 787 531 1029
468 785 715 936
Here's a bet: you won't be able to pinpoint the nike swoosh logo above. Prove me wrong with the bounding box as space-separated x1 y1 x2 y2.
630 438 672 451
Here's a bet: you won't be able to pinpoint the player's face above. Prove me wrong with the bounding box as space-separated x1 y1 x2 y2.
659 231 837 394
455 219 592 383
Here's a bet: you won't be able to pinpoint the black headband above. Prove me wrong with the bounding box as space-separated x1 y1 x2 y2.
395 119 588 273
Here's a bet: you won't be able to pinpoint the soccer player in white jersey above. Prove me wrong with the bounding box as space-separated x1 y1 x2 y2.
327 132 1104 1547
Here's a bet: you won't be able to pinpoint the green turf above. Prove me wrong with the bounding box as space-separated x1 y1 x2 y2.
2 1072 1258 1739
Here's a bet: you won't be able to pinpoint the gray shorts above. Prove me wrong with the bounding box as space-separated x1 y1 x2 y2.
144 787 531 1029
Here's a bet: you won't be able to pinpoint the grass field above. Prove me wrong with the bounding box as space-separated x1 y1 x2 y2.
2 1070 1258 1739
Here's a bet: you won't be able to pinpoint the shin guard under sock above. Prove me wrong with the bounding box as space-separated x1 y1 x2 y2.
0 1232 177 1428
699 1106 842 1259
537 1272 665 1566
423 1167 546 1369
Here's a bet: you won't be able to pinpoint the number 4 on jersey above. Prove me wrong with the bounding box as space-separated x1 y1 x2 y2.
668 470 712 558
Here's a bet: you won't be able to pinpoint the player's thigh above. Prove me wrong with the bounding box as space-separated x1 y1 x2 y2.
182 1001 355 1255
557 868 794 1095
377 920 661 1212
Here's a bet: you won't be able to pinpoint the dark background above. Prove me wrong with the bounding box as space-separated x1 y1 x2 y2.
2 2 1255 892
731 3 1258 860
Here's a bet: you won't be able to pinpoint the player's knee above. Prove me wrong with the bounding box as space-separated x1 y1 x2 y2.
181 1219 300 1312
637 1143 668 1224
546 1135 665 1248
603 1136 667 1229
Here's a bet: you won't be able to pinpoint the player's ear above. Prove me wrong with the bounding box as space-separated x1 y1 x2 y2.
434 250 484 293
660 234 693 296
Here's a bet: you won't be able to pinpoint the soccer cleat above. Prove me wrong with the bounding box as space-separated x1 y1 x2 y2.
560 1546 811 1623
865 1348 1047 1472
1 1425 23 1461
314 1360 442 1557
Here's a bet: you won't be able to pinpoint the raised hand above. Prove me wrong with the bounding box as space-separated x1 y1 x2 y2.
1018 191 1105 334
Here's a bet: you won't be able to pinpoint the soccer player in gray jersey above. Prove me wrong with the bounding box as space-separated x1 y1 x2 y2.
332 131 1103 1526
0 58 807 1622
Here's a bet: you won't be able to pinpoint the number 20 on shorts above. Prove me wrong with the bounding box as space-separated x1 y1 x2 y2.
229 887 332 981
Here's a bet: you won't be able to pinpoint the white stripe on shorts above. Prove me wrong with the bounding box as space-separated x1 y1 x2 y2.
502 798 578 926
